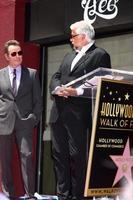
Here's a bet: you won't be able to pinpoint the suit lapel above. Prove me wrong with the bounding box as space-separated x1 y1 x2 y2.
67 51 77 72
70 44 96 73
4 67 12 90
16 67 25 97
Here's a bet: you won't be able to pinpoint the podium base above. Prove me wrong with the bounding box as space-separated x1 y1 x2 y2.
92 197 120 200
19 195 58 200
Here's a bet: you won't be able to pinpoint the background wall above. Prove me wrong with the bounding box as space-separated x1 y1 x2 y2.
29 0 133 43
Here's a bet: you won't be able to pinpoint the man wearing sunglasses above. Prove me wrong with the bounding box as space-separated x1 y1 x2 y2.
49 20 111 200
0 40 42 200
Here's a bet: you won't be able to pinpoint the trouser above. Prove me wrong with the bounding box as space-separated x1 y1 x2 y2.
51 117 89 200
0 127 35 199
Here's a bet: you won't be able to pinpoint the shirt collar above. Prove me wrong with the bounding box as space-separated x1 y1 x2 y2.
80 40 95 54
8 65 21 74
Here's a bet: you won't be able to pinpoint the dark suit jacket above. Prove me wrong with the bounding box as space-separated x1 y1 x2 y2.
49 44 111 123
0 66 42 135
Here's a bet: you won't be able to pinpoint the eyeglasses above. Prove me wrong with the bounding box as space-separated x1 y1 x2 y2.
10 50 23 57
71 34 80 39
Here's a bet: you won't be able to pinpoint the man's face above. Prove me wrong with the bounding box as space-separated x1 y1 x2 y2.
70 30 87 50
5 45 23 67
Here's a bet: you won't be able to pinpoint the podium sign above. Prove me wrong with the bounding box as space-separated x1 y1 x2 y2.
63 67 133 197
84 79 133 197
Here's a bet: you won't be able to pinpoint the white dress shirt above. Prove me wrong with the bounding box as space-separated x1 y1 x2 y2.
8 65 22 91
71 41 94 71
72 41 94 95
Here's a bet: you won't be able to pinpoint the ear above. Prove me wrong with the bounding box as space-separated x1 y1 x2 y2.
4 53 9 61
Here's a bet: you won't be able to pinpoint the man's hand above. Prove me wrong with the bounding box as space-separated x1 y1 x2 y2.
56 86 77 98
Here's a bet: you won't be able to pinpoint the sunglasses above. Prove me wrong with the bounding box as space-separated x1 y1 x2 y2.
10 50 23 57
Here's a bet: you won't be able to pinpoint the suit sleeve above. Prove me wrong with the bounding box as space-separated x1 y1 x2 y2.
98 52 111 69
32 71 42 124
49 68 62 93
49 53 69 93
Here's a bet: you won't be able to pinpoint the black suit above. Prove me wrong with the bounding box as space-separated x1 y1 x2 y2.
0 66 42 199
49 44 111 200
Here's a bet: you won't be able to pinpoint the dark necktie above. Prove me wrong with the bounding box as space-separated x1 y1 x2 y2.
12 69 17 96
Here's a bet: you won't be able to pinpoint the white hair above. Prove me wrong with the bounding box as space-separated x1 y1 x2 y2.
70 20 95 42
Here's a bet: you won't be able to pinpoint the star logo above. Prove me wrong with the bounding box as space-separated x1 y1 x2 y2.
125 93 130 100
110 138 133 186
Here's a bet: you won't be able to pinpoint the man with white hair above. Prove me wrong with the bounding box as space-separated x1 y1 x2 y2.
49 20 111 200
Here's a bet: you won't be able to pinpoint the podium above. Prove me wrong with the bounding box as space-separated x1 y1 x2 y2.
19 195 58 200
64 67 133 199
